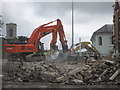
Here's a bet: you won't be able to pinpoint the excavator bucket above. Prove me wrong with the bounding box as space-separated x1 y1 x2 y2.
62 44 68 53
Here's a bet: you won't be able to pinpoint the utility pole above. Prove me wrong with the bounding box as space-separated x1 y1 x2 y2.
79 38 81 56
72 1 74 52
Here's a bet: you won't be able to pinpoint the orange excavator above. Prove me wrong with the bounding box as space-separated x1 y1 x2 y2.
4 19 68 61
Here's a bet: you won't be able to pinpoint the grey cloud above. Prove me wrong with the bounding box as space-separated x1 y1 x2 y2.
32 2 113 24
73 2 113 24
33 2 72 16
2 2 113 25
32 2 72 24
74 2 113 14
33 2 113 16
2 2 113 48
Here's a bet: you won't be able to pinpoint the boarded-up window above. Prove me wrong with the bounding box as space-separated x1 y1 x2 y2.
99 36 102 45
111 36 114 44
9 29 13 36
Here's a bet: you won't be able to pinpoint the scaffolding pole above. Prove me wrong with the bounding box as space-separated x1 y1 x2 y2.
79 38 81 56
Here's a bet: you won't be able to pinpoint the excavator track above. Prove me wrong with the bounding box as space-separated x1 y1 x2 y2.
25 53 45 62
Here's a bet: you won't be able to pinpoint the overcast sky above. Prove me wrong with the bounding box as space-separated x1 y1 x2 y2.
2 1 114 49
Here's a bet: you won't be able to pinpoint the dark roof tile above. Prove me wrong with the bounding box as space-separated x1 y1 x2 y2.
90 24 113 41
94 24 113 34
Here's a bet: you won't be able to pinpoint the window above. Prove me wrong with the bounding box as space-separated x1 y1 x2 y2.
9 29 13 36
111 36 114 44
99 36 102 45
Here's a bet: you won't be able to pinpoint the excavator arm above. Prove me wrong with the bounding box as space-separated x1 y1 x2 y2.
57 19 68 52
27 20 57 46
50 19 68 53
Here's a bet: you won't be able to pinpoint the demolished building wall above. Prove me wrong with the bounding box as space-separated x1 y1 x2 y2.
113 0 120 55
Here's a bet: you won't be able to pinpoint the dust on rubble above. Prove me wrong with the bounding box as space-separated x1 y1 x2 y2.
2 58 120 86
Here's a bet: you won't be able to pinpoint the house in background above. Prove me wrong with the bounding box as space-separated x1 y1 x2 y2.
90 24 114 56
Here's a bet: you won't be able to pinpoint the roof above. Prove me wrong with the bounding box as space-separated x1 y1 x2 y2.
94 24 113 34
90 24 113 41
6 23 17 25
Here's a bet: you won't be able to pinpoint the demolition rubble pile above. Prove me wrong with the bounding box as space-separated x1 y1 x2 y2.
81 59 120 85
3 59 120 85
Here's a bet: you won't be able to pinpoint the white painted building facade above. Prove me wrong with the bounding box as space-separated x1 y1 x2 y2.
91 24 114 56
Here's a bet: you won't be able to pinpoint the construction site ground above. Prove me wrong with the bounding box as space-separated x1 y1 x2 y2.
2 57 120 89
2 81 119 89
2 59 82 87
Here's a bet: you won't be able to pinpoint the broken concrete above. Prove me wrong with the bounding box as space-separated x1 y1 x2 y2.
109 69 120 80
3 58 120 85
